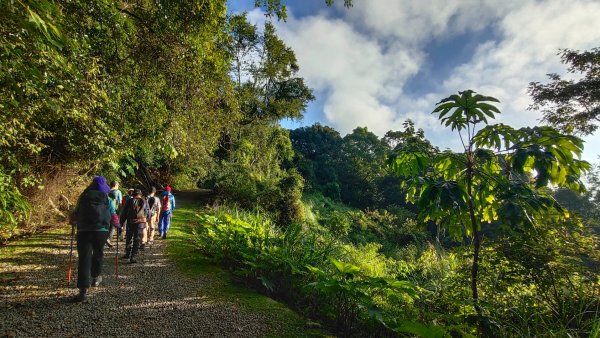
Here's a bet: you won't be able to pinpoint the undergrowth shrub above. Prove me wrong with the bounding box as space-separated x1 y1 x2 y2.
206 166 305 225
341 242 397 278
0 171 30 242
193 207 335 297
306 258 417 336
0 167 86 243
192 206 451 337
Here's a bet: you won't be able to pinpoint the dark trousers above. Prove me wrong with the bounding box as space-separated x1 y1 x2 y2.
76 231 109 289
125 223 141 258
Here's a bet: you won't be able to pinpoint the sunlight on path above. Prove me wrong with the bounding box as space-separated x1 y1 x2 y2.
0 213 270 337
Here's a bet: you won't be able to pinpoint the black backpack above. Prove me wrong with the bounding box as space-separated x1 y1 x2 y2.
76 189 110 231
147 196 159 215
127 197 149 224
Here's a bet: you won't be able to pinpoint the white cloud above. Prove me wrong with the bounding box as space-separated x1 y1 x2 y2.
440 0 600 126
276 13 422 135
274 1 525 136
346 0 517 45
258 1 600 161
430 0 600 163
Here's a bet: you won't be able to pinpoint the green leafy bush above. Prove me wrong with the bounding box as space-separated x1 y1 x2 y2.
306 258 416 335
0 172 30 242
192 206 448 336
341 242 397 278
193 207 334 296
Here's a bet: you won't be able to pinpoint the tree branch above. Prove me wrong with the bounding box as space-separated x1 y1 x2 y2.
116 6 155 33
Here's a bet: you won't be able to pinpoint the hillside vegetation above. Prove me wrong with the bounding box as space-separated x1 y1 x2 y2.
2 1 599 336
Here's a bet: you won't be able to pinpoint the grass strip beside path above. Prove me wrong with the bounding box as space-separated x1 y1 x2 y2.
165 197 330 338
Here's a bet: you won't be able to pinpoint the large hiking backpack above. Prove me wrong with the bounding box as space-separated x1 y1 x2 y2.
108 190 119 211
147 196 160 216
76 189 110 231
161 194 171 211
128 198 148 224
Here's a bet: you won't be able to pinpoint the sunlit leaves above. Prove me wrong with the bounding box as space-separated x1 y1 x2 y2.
0 172 31 242
392 89 589 235
474 125 590 191
230 16 314 123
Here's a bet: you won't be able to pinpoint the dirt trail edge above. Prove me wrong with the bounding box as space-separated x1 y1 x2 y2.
0 190 317 338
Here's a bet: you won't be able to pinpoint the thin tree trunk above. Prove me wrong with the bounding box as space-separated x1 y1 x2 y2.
466 151 484 331
466 186 481 310
471 223 480 306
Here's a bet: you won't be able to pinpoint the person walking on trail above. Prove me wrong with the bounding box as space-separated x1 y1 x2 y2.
122 188 134 206
106 181 123 248
158 186 175 239
119 188 134 241
109 181 123 211
120 189 149 263
69 176 118 302
142 187 161 247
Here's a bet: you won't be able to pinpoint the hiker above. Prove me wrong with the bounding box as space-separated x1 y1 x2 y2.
120 189 149 263
109 181 123 211
119 188 134 241
142 187 161 247
158 186 176 239
122 188 134 206
69 176 118 302
106 181 123 248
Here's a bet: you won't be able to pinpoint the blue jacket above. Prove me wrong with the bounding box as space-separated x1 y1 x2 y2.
108 188 122 212
160 191 175 212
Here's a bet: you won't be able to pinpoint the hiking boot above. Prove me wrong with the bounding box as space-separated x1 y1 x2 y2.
128 258 137 264
91 276 103 287
162 233 167 239
139 244 145 251
70 288 88 303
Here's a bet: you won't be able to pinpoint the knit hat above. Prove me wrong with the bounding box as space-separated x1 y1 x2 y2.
92 176 110 194
165 186 172 192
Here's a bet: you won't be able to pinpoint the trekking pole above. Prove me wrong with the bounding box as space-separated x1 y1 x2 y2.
115 225 119 280
67 224 75 286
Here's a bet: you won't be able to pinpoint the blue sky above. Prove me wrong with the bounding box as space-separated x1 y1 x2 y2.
229 0 600 163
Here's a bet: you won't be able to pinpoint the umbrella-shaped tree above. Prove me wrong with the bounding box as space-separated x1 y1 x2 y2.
389 90 590 320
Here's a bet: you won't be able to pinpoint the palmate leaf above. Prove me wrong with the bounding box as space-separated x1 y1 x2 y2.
434 90 501 132
418 185 435 210
389 151 431 177
507 126 590 189
433 102 460 119
471 94 500 103
473 103 501 118
435 94 463 105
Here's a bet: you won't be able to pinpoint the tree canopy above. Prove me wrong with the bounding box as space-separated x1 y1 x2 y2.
529 48 600 136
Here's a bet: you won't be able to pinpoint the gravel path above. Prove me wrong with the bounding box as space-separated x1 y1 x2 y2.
0 228 272 337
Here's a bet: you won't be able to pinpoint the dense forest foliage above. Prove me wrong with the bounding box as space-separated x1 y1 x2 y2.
2 0 599 336
1 0 316 236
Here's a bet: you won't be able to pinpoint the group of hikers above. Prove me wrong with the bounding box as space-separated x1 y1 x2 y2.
68 176 176 302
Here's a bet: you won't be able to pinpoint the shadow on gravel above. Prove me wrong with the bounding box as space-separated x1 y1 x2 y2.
0 212 273 338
